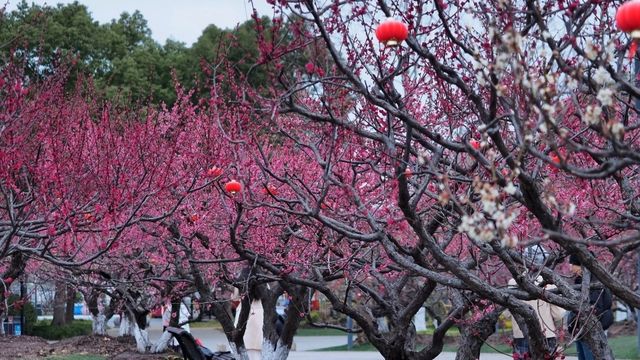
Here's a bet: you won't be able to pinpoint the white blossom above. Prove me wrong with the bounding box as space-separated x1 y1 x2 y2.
609 121 625 140
501 234 519 248
597 88 615 106
604 41 617 62
504 182 517 195
593 67 614 85
583 105 602 126
565 77 578 91
538 122 548 133
542 103 556 119
585 41 598 60
524 134 534 143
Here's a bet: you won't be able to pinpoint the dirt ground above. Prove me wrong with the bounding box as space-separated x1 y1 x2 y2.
0 335 181 360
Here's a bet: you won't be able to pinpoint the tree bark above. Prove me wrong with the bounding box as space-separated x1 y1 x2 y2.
582 316 615 360
51 282 67 326
455 309 500 360
64 285 75 324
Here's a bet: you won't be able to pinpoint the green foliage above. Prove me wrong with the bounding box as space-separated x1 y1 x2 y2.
307 310 321 324
0 1 272 106
32 320 92 340
6 294 37 335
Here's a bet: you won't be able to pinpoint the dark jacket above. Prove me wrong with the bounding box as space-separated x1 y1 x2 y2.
568 277 614 333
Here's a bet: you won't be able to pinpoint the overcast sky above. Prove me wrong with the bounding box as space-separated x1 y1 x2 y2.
5 0 274 46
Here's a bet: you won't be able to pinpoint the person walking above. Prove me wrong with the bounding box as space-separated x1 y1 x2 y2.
234 268 265 360
567 254 614 360
161 299 171 332
506 277 566 358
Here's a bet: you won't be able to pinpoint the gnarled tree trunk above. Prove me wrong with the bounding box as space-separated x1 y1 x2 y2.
455 308 500 360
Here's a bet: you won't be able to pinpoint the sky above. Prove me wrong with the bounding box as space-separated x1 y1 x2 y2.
5 0 274 46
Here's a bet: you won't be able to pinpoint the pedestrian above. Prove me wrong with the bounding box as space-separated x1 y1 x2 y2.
567 254 614 360
161 299 171 332
167 297 192 348
505 276 566 359
234 268 264 360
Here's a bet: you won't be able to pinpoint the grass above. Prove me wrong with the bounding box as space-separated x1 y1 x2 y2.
417 327 461 336
296 327 348 336
608 335 639 359
189 319 223 329
188 319 358 336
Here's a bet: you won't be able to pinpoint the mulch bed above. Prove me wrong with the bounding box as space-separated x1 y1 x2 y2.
0 335 180 359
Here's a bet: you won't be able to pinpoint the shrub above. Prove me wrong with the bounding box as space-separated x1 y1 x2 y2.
32 320 92 340
6 294 37 335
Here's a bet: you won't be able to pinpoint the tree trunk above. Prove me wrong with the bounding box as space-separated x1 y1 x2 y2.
261 339 290 360
583 317 615 360
119 313 133 337
227 343 250 360
64 285 75 324
91 314 107 335
131 321 150 353
455 309 500 360
149 330 172 353
51 282 67 326
84 292 109 335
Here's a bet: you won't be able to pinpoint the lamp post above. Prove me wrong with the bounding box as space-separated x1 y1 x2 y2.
19 278 25 336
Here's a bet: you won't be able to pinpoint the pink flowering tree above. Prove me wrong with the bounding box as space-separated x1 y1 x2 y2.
0 61 215 337
200 1 640 359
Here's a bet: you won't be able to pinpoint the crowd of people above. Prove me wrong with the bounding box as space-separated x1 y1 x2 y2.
506 253 614 360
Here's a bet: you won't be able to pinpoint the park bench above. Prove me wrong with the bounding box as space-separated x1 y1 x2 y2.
166 326 234 360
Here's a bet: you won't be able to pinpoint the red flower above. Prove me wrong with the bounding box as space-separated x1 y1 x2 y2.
206 166 223 178
305 62 315 74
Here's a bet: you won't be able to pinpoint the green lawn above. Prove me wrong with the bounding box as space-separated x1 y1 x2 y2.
296 327 349 336
417 327 461 336
189 319 223 329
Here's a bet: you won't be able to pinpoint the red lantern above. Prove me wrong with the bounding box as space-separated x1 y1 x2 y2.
375 18 408 46
616 0 640 56
225 180 242 194
469 139 481 150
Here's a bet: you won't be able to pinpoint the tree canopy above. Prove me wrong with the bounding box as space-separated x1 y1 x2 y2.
3 1 640 360
0 1 271 105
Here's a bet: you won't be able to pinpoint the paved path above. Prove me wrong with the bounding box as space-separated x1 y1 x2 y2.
107 318 578 359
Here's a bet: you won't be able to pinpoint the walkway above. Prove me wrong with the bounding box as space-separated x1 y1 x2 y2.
107 318 578 359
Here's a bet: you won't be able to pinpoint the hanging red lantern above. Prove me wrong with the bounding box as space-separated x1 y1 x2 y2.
616 0 640 56
375 18 408 46
225 180 242 194
469 139 481 150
